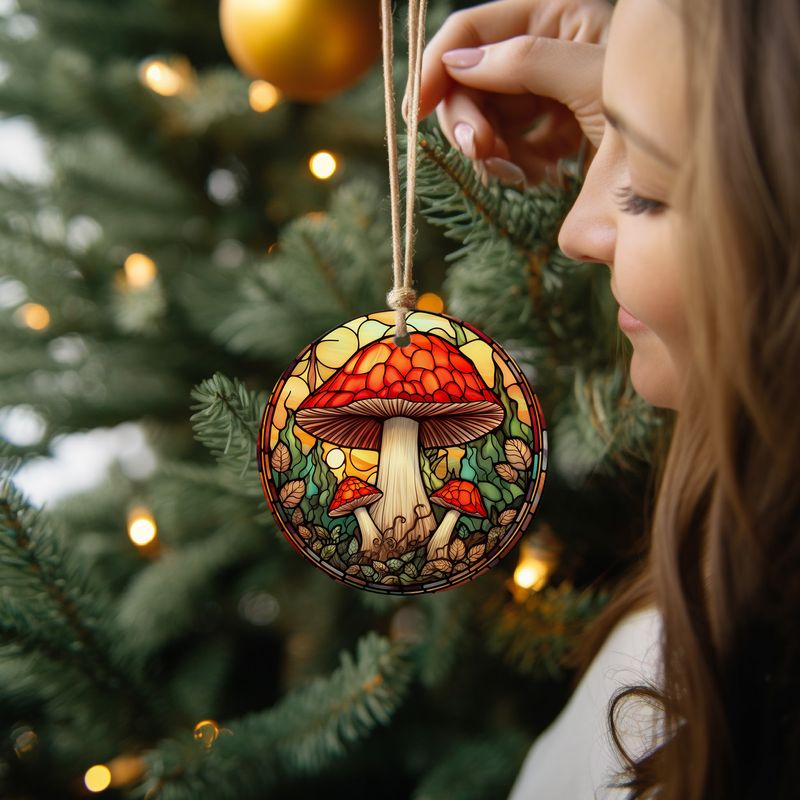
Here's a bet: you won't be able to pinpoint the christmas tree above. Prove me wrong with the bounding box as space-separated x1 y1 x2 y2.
0 0 669 797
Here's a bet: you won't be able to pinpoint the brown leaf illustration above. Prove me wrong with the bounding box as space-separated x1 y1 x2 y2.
505 438 532 470
297 525 313 540
279 479 305 508
448 539 466 562
291 508 304 526
271 442 291 473
494 462 519 482
487 526 505 550
467 544 485 562
498 509 517 526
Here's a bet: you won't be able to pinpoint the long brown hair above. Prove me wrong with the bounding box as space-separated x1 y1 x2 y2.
570 0 800 797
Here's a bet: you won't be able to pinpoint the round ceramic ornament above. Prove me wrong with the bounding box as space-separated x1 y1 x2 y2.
257 310 547 595
219 0 381 102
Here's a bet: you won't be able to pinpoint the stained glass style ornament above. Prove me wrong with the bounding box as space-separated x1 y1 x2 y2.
257 310 547 595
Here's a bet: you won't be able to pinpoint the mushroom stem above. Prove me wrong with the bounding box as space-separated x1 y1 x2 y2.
370 416 436 557
354 507 382 555
426 509 461 560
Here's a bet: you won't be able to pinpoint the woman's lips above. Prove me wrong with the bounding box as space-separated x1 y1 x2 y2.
617 304 648 332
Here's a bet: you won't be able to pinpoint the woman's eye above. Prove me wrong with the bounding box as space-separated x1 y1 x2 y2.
614 184 667 215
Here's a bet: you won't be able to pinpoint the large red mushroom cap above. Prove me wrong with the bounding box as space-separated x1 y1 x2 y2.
295 333 503 448
328 476 383 517
430 479 487 518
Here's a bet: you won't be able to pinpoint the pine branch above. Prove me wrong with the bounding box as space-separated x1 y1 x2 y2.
551 368 670 483
0 592 90 671
0 479 168 736
183 180 393 362
142 632 416 800
0 436 26 480
408 126 579 262
408 127 617 377
413 591 472 689
190 372 265 482
114 526 262 667
150 461 265 527
480 582 610 679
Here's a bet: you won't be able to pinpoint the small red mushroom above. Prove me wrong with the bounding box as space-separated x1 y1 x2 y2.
426 478 487 560
295 333 503 559
328 476 383 555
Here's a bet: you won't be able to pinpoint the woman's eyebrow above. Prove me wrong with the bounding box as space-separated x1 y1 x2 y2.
601 102 678 168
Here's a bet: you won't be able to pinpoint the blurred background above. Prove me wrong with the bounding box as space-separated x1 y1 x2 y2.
0 0 667 798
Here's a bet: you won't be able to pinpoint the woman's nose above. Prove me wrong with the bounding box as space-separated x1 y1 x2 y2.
556 142 617 267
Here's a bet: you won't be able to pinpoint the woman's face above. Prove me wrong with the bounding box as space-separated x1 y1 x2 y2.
557 0 690 410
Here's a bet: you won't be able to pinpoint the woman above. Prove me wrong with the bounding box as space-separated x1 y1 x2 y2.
411 0 800 797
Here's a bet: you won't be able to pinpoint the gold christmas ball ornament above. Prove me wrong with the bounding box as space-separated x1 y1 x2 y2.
219 0 382 102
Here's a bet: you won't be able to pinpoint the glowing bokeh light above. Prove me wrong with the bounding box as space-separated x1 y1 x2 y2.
127 508 157 547
309 151 337 180
19 303 50 330
84 765 112 793
416 292 445 313
513 560 549 591
248 80 280 112
123 253 157 288
138 57 191 96
193 719 220 750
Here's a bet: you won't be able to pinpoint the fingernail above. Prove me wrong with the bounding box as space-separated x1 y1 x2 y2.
454 123 476 159
485 157 526 187
442 47 484 68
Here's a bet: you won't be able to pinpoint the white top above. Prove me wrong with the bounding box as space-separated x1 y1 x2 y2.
507 606 664 800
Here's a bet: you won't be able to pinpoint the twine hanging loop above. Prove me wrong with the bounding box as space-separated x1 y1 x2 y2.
381 0 428 347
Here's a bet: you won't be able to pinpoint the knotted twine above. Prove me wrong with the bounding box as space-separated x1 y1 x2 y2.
381 0 428 347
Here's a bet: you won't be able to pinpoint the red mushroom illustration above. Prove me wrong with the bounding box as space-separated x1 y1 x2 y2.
328 476 383 555
426 479 488 560
295 332 504 559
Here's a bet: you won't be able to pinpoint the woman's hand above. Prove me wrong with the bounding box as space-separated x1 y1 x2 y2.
405 0 611 185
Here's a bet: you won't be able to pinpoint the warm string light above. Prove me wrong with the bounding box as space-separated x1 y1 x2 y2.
308 151 337 180
123 253 158 288
84 764 112 793
18 302 50 330
84 755 145 792
513 553 551 591
138 55 194 96
512 526 560 598
106 754 146 787
193 719 231 750
416 292 444 313
127 507 157 547
248 79 280 112
193 719 220 749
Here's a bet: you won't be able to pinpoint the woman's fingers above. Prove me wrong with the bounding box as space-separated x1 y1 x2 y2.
442 35 606 146
408 0 613 122
409 0 543 121
435 86 501 160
